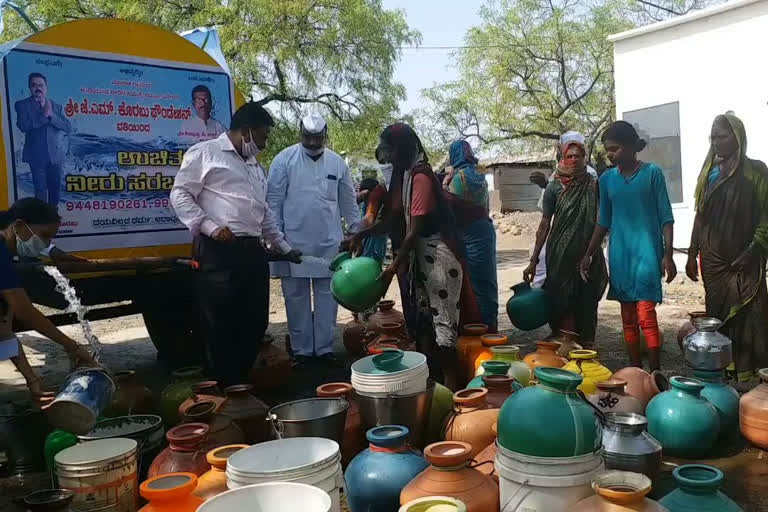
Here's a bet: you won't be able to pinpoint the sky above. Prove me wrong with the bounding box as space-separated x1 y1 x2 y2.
382 0 484 114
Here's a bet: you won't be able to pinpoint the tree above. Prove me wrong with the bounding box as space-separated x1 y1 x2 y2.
626 0 722 23
1 0 419 160
423 0 634 157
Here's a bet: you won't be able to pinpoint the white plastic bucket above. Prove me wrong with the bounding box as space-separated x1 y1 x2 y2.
54 438 138 512
225 437 342 512
351 361 428 395
495 444 604 512
198 482 332 512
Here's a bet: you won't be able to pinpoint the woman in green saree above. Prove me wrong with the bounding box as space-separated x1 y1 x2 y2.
686 114 768 381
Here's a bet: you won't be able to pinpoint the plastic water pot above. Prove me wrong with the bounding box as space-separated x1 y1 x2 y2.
330 252 387 312
198 482 332 512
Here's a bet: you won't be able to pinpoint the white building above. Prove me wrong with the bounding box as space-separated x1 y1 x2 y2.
610 0 768 247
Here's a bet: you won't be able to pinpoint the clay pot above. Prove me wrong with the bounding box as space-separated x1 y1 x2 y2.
553 329 584 356
343 314 369 356
400 441 499 512
105 370 154 417
458 324 489 385
148 422 211 478
572 471 669 511
740 368 768 450
371 322 411 351
317 382 366 466
523 341 568 369
218 385 269 444
178 381 226 418
613 367 669 409
194 444 249 500
473 423 497 479
443 388 499 458
677 311 707 354
589 379 644 415
368 300 407 334
249 335 293 393
482 375 519 408
181 400 246 451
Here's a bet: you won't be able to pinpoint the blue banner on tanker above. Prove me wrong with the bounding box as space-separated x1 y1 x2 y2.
1 44 234 251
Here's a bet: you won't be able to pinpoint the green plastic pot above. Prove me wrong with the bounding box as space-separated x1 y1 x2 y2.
491 345 532 386
506 282 551 331
692 370 739 440
497 367 602 457
426 382 454 444
330 252 387 312
44 429 77 471
646 377 720 458
659 464 743 511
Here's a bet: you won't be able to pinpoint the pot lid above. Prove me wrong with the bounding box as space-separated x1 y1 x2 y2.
140 472 197 500
55 438 137 466
596 379 627 391
482 374 515 389
183 400 216 419
366 425 410 447
462 323 489 336
351 350 427 376
481 360 511 375
491 345 520 355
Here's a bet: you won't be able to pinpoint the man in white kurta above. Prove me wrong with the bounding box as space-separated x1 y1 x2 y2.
267 115 361 364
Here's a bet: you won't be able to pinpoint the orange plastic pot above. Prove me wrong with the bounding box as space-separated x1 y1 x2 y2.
472 334 509 375
194 445 249 500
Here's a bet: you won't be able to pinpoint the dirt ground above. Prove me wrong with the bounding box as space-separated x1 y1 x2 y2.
0 211 708 401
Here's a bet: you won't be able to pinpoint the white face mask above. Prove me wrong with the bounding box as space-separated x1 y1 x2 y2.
14 222 48 259
241 129 261 159
380 163 393 189
304 147 324 157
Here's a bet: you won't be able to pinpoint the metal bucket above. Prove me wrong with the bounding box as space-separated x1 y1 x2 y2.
46 368 115 435
355 380 434 449
267 398 348 444
78 415 164 479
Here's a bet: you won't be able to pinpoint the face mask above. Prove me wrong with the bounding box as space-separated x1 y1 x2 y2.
304 147 324 157
241 129 261 159
380 163 393 188
14 223 48 258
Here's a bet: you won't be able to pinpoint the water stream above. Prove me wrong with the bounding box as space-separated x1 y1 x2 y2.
43 266 103 362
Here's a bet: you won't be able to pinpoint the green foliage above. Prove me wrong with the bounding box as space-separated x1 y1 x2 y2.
1 0 419 160
423 0 633 156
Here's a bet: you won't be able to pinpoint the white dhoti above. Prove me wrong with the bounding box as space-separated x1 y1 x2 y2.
281 277 338 356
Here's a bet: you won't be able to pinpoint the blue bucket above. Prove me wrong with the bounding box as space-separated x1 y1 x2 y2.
45 368 115 435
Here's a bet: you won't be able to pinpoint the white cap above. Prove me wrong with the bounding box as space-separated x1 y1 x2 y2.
301 114 327 134
560 131 585 148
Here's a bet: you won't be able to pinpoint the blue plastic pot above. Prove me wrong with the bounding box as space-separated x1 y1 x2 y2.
344 425 429 512
659 464 743 511
692 369 739 440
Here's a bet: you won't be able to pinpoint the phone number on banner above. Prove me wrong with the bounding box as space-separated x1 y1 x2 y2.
65 199 170 211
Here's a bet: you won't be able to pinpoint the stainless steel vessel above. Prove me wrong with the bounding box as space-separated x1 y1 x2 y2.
682 317 733 370
602 412 662 480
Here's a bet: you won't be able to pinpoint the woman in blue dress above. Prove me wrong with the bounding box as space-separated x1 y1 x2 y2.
579 121 676 371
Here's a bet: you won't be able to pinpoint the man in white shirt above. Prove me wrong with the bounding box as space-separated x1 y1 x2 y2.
267 114 361 366
179 85 227 143
171 102 301 384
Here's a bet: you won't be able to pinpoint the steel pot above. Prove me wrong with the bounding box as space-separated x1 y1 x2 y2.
682 317 733 371
267 397 348 445
602 412 662 481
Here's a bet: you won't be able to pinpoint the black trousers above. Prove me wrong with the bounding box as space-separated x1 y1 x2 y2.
193 235 269 385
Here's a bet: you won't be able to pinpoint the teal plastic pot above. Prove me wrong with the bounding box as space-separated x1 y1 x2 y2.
468 361 512 388
659 464 743 511
330 252 387 312
646 377 720 458
693 369 739 440
506 282 551 331
497 367 602 457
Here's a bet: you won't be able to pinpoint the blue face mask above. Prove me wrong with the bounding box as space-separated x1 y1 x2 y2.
14 222 48 258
